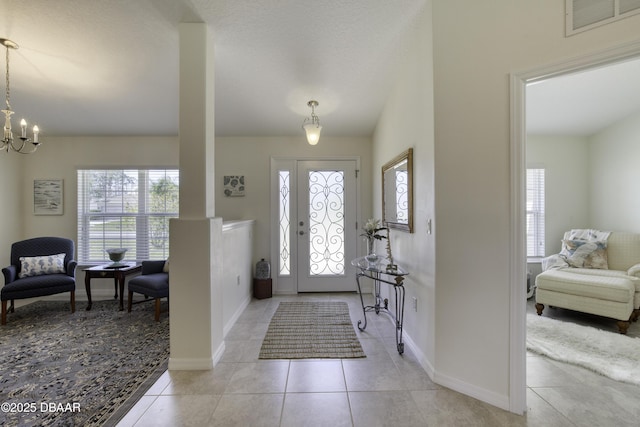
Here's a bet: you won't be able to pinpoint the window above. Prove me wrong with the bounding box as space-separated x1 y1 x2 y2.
526 168 545 257
77 169 179 264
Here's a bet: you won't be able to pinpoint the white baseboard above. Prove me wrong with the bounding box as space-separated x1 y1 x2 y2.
223 295 251 337
168 357 214 370
384 316 507 411
434 370 510 412
212 341 226 366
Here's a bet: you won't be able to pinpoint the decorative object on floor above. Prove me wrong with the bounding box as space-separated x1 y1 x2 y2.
223 175 245 196
33 179 63 215
0 300 169 426
302 100 322 145
1 237 76 325
527 313 640 385
253 258 272 299
259 301 365 359
105 248 128 268
1 38 41 153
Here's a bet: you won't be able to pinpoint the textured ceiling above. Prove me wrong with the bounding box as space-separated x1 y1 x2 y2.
1 0 638 139
0 0 426 137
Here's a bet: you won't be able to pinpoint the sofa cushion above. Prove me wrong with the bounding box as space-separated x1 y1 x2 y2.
18 253 66 278
561 240 608 269
536 270 634 303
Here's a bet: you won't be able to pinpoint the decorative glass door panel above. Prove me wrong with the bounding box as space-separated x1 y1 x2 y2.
297 161 356 292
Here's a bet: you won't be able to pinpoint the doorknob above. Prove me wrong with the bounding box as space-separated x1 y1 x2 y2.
299 221 304 226
299 230 305 235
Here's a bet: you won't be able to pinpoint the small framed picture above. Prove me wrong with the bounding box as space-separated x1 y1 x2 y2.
34 179 64 215
224 175 245 197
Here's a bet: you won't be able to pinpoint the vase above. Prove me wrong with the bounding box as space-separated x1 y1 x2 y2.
365 238 379 265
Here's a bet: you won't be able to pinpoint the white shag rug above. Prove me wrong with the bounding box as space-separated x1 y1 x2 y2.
527 313 640 385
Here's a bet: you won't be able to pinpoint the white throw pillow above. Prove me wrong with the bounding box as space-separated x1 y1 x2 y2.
19 253 66 278
163 258 170 273
561 239 608 269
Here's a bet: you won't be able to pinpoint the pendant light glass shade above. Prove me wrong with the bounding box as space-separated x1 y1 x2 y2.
303 122 322 145
302 100 321 145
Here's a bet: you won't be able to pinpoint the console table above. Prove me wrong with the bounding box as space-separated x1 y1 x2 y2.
351 256 408 354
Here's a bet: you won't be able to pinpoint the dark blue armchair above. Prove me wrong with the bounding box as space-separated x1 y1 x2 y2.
1 237 77 325
127 260 169 321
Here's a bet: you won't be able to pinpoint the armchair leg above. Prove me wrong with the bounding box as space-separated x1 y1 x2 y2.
128 291 133 313
9 299 14 313
70 291 76 313
155 298 161 322
1 300 6 325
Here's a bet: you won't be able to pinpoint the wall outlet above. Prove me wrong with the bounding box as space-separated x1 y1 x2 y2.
412 297 418 312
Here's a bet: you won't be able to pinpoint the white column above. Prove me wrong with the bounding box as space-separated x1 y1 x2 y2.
169 23 224 370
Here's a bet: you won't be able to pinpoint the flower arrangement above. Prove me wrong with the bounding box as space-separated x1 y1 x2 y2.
361 218 387 241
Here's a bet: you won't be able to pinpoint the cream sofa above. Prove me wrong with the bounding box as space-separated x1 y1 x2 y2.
535 231 640 334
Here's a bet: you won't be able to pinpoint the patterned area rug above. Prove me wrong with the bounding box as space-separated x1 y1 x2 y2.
259 301 366 359
0 299 169 426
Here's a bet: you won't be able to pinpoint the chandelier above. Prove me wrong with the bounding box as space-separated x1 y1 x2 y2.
302 100 322 145
1 38 41 154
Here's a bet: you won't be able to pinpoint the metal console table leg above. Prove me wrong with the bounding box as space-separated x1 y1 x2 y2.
355 268 406 354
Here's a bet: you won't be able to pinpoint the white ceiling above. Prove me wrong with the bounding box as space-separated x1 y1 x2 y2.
0 0 426 138
1 0 638 140
526 57 640 136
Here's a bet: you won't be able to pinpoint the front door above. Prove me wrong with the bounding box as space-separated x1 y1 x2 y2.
272 159 358 293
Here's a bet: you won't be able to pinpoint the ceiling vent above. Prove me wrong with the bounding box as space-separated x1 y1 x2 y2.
566 0 640 36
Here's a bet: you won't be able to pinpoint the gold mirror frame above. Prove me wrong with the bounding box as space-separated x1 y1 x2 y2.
382 148 413 233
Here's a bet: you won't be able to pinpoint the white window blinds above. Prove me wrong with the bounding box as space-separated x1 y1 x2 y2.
526 168 545 258
77 169 179 264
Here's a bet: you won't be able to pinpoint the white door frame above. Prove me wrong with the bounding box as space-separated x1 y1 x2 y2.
270 156 362 295
509 39 640 413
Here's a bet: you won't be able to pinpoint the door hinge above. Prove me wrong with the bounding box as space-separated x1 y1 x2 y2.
356 221 358 230
355 169 359 178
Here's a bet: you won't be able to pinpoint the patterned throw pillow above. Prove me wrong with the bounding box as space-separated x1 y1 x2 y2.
19 253 66 278
561 240 608 269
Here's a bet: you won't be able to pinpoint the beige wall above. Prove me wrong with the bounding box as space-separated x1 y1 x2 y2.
526 135 590 255
589 110 640 232
215 136 373 268
433 0 640 410
0 154 24 268
372 2 436 373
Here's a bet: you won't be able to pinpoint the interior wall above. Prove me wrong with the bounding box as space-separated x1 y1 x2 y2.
214 136 373 269
20 136 179 242
432 0 640 411
372 2 435 372
18 135 178 295
589 110 640 233
526 135 590 254
0 154 26 268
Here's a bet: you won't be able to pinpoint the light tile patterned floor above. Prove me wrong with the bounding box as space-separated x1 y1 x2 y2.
117 294 640 427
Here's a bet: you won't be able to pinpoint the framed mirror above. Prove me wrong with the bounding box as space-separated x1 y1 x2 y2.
382 148 413 233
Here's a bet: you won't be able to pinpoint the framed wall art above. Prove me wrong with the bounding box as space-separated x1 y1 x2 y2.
224 175 245 197
34 179 64 215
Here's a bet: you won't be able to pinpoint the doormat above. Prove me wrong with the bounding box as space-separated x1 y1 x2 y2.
259 301 366 359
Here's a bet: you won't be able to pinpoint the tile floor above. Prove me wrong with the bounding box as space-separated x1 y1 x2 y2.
116 294 640 427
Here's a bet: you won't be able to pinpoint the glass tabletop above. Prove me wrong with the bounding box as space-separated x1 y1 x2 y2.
351 256 408 276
